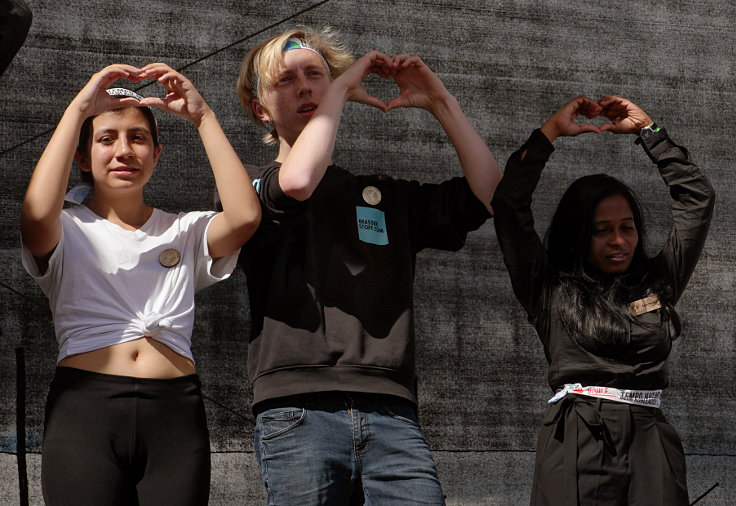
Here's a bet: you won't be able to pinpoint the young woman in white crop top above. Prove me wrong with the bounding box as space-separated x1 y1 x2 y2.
21 63 260 506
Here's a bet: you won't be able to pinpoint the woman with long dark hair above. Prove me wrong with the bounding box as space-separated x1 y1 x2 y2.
493 95 715 505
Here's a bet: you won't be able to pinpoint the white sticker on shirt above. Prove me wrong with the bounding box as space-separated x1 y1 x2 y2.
630 293 661 315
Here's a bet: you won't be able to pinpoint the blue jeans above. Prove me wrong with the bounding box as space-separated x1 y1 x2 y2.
253 392 446 505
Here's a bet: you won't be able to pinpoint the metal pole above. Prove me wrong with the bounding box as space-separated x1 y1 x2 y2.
15 347 28 506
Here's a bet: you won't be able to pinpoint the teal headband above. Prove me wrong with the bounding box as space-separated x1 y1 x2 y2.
252 37 330 98
282 38 330 74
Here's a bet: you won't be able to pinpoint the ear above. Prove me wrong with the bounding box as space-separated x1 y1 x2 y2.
74 151 91 173
252 99 271 123
152 144 163 167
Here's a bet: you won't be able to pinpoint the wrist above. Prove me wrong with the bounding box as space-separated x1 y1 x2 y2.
540 122 559 143
426 92 459 118
195 107 217 129
321 82 351 110
62 104 94 133
66 100 95 121
635 122 660 143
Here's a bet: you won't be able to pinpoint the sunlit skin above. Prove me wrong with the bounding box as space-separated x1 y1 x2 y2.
252 49 331 156
68 107 191 376
76 107 162 197
22 63 260 379
588 194 639 274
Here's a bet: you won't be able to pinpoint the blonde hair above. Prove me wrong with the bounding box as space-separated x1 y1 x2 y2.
236 26 354 145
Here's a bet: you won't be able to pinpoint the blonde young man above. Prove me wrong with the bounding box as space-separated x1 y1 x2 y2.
235 27 501 504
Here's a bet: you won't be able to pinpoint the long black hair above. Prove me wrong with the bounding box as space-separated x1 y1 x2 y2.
545 174 680 353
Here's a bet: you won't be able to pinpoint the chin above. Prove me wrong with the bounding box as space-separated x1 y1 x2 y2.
605 263 632 274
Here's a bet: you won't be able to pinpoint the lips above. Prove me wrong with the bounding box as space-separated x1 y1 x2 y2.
110 166 140 175
297 102 318 116
606 252 629 262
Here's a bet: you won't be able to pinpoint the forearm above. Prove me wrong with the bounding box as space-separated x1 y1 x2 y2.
642 129 715 220
493 130 551 246
21 105 85 256
641 129 715 296
539 122 560 144
430 94 500 214
278 81 349 201
493 131 553 317
197 110 261 257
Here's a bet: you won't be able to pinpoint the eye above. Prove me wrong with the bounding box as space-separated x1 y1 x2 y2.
98 135 114 144
592 227 608 235
278 75 293 83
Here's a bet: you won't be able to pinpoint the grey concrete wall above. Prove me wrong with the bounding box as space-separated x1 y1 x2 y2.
1 0 734 504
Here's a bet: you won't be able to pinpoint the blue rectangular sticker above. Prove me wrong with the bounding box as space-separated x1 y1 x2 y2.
356 206 388 245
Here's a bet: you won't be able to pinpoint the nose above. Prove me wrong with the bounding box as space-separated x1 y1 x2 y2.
609 230 625 246
295 73 311 96
115 137 133 158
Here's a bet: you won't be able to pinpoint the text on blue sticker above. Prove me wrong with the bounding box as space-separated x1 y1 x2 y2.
356 206 388 245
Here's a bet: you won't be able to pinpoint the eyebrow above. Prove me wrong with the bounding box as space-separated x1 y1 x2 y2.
280 61 326 72
593 217 635 225
94 126 151 135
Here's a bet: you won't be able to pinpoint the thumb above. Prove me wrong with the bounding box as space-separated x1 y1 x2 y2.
386 95 411 111
578 124 601 135
138 97 167 109
350 87 388 112
110 96 144 109
361 95 389 112
599 123 619 133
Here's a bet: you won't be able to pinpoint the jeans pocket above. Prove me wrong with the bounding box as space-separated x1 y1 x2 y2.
256 407 307 440
379 400 420 427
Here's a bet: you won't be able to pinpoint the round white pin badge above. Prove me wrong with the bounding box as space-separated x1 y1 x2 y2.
159 248 181 268
362 186 381 205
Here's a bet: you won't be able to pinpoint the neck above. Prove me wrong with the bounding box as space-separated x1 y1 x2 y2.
274 138 293 163
86 192 152 231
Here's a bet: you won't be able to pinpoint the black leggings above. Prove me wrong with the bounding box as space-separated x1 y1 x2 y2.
42 367 210 506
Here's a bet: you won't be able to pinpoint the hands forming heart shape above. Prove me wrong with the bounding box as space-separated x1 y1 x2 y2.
72 63 212 126
74 59 652 145
541 95 654 142
338 55 654 146
337 51 454 114
78 55 453 127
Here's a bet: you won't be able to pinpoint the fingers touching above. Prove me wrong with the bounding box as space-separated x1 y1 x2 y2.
597 96 652 134
77 63 208 124
541 95 652 141
344 52 448 113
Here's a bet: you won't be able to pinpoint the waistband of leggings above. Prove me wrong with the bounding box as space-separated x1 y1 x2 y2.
53 366 201 387
548 383 662 408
